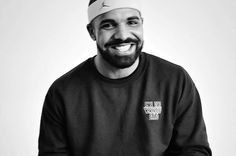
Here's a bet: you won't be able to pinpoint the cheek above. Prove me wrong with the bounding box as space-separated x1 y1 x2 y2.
97 31 113 47
134 28 144 41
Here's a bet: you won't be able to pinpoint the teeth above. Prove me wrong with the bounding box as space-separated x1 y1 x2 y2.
114 44 131 52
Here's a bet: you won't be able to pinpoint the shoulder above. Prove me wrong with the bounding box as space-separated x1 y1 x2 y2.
48 57 94 93
144 52 190 81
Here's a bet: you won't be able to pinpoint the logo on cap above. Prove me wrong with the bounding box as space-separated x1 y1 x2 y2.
101 1 110 9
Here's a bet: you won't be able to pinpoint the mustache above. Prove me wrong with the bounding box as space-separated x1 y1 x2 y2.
105 38 140 48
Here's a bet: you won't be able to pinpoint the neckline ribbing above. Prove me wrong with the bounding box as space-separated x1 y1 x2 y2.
90 52 148 86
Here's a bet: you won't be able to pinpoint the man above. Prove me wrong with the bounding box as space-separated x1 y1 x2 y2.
38 0 212 155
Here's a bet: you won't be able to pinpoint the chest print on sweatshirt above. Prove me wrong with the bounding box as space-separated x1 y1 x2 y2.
143 101 162 120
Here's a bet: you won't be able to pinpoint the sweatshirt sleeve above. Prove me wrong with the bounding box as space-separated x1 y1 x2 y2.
165 69 212 156
38 84 70 156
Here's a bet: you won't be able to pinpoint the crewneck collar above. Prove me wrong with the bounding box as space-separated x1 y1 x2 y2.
91 52 147 86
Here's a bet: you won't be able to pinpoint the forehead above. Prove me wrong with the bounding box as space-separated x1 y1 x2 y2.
94 8 141 23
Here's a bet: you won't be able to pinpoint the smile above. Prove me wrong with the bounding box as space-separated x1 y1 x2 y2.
114 44 131 51
110 43 134 54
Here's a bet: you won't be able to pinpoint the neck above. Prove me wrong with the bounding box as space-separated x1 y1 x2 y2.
94 54 140 79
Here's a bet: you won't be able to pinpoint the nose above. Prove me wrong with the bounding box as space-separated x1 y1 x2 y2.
113 25 130 41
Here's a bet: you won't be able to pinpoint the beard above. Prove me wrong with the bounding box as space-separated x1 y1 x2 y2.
97 38 143 69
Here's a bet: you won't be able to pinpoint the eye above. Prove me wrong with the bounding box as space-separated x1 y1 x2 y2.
100 23 116 30
127 20 140 26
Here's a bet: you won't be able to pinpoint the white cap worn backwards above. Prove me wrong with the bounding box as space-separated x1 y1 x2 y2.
88 0 142 23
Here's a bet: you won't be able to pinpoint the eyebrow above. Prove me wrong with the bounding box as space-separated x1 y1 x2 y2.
100 16 141 25
100 19 116 25
127 16 141 21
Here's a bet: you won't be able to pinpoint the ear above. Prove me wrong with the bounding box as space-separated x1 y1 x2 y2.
140 17 144 24
87 24 96 41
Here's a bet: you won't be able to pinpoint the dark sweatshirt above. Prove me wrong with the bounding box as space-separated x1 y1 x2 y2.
38 52 211 156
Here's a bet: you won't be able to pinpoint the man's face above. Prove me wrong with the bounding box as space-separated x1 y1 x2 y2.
90 8 144 69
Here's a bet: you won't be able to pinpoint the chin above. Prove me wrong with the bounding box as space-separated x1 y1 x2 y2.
111 52 139 69
98 43 143 69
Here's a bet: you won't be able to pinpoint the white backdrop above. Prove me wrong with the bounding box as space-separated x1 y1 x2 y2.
0 0 235 155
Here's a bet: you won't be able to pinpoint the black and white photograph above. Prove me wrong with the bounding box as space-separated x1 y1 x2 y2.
0 0 235 155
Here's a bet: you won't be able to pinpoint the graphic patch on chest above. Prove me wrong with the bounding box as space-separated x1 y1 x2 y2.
143 101 162 120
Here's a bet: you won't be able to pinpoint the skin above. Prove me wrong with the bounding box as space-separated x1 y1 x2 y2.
87 8 144 79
